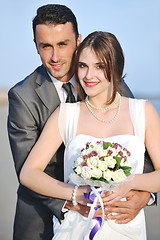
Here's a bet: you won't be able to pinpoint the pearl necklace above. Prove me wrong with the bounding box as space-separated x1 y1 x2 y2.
86 92 120 111
85 94 121 123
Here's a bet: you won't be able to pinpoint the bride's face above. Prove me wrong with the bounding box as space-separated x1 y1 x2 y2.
77 47 113 99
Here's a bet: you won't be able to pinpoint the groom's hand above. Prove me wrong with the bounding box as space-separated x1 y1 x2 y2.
104 190 150 224
64 200 90 217
64 201 110 220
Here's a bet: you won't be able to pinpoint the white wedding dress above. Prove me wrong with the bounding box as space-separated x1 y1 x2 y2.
52 98 147 240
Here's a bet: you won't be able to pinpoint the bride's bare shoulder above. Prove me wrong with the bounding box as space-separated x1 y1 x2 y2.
145 100 160 123
120 96 130 109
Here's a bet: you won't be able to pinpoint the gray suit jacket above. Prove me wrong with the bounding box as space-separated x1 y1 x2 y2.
8 65 65 220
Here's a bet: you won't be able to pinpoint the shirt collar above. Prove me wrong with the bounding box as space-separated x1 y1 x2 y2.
47 72 76 89
47 72 77 102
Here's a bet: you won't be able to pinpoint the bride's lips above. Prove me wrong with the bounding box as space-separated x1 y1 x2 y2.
50 63 64 70
84 81 99 87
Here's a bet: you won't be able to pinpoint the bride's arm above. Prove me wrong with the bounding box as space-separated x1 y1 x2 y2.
131 101 160 192
102 101 160 205
19 107 89 205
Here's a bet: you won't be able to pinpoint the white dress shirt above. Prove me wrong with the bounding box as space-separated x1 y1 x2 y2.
48 72 77 102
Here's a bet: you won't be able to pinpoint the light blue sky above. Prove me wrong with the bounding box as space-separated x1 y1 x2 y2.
1 0 160 97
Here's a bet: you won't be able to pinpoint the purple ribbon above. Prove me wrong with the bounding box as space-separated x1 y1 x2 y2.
89 217 102 240
84 190 102 240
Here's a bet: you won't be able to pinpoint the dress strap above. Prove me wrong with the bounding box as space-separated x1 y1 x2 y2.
58 102 80 145
129 98 146 143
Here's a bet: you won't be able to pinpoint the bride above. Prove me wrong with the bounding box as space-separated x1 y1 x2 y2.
20 31 160 239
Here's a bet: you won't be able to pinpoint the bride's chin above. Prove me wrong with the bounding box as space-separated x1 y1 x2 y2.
85 91 97 97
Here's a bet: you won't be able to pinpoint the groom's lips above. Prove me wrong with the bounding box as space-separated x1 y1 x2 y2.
50 63 64 70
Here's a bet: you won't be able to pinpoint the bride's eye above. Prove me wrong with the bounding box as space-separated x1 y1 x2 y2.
78 62 86 68
96 64 105 70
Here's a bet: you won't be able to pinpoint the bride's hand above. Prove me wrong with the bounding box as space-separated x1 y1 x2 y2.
101 182 132 205
76 185 91 205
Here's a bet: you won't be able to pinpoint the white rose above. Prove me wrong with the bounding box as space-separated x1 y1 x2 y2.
81 166 92 179
105 156 116 169
75 157 83 167
108 147 119 156
103 169 112 181
75 166 82 175
82 147 93 156
98 160 108 171
98 148 108 157
81 149 88 156
91 168 102 179
95 144 103 151
95 144 107 156
112 169 126 182
120 156 131 167
87 156 98 168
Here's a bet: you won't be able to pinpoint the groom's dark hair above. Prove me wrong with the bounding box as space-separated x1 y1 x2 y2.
32 4 79 41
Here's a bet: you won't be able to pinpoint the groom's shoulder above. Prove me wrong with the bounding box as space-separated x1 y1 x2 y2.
8 66 47 97
11 66 44 90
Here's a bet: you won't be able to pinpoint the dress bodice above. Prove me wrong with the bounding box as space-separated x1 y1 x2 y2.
58 98 146 183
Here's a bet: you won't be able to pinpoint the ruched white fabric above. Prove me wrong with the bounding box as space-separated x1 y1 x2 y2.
53 98 147 240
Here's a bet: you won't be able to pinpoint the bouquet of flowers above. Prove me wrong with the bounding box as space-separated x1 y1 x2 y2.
71 141 132 187
70 140 132 240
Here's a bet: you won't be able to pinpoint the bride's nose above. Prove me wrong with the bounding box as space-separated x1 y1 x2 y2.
85 67 94 79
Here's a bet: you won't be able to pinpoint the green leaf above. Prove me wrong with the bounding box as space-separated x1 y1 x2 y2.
99 177 109 184
121 166 132 176
113 156 122 170
103 142 112 150
91 177 109 184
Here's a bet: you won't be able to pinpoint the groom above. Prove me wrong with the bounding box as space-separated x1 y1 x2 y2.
7 4 154 240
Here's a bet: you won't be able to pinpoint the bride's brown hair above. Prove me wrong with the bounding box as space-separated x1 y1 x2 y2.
75 31 125 104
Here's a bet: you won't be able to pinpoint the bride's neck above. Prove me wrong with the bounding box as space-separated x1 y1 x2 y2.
87 94 113 109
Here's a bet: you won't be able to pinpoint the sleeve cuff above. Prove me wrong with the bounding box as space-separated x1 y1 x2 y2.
147 193 155 205
61 200 69 213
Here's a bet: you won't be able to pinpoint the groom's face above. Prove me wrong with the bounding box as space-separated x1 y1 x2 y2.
35 22 81 82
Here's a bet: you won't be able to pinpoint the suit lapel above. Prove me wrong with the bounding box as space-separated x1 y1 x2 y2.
35 66 60 112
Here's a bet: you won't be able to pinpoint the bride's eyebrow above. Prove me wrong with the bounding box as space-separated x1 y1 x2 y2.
96 62 105 65
78 61 87 65
78 61 104 65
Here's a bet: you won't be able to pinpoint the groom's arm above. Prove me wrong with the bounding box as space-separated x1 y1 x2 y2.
103 191 150 224
8 87 65 220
